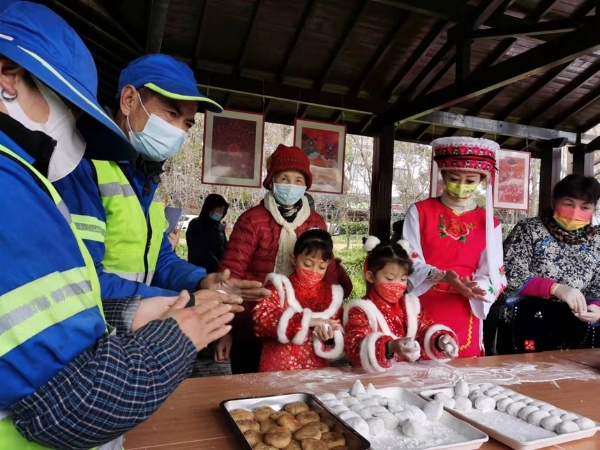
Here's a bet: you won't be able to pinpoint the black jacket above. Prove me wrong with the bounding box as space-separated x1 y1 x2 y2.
187 216 227 273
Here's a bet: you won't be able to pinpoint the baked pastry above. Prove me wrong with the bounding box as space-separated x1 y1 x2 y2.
254 406 277 422
296 410 320 426
318 412 337 430
330 447 349 450
292 422 322 440
264 426 292 449
254 443 279 450
282 439 302 450
230 408 254 422
237 420 260 433
261 419 279 433
271 411 294 421
300 438 328 450
277 414 302 432
243 429 263 446
285 401 310 415
320 431 345 449
315 421 330 433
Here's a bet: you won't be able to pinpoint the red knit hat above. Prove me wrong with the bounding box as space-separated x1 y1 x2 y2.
263 144 313 189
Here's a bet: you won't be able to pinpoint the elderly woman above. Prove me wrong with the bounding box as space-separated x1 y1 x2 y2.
403 137 506 358
496 174 600 354
218 144 352 373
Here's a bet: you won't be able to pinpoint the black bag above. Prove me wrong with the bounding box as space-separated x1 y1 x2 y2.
511 297 591 353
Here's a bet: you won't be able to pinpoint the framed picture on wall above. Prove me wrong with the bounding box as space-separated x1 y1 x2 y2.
429 159 444 198
494 149 531 210
293 119 346 194
202 109 264 188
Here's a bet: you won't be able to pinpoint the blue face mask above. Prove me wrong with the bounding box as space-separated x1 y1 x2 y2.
210 212 223 222
128 94 188 162
272 183 307 206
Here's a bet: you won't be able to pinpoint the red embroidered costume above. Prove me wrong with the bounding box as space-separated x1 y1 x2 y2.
344 290 457 372
252 273 344 372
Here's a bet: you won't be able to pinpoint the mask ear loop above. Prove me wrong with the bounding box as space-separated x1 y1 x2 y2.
1 89 17 101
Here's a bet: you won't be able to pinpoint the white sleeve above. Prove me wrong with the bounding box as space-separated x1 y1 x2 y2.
403 204 436 297
471 223 506 320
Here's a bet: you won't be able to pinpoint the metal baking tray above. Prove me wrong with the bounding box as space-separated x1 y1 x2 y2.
220 392 371 450
419 385 600 450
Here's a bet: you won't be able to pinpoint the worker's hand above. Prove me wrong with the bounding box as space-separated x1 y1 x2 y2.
443 271 488 302
214 332 232 363
167 229 179 251
312 320 341 342
161 291 235 351
575 304 600 323
131 295 180 332
552 284 587 313
193 288 245 313
389 337 421 362
200 269 271 302
438 334 459 359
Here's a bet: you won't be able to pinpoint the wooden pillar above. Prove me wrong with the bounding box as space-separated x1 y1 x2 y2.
538 146 562 214
369 124 395 241
570 145 594 176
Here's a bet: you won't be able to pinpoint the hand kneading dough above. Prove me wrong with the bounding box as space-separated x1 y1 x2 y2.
366 417 385 436
454 380 469 398
300 438 329 450
402 418 429 439
540 415 562 432
254 406 277 422
453 397 473 412
349 380 366 396
321 431 345 448
434 392 456 408
527 410 550 426
405 405 427 423
283 440 302 450
231 408 254 422
423 400 444 421
277 414 302 432
556 421 580 434
345 416 370 439
518 406 539 421
574 417 596 430
285 402 310 415
254 443 279 450
262 419 280 433
474 396 496 411
296 411 320 426
265 427 292 449
506 401 526 417
237 420 260 433
293 422 322 441
244 429 263 446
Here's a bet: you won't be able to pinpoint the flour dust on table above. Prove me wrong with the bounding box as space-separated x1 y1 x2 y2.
317 380 488 450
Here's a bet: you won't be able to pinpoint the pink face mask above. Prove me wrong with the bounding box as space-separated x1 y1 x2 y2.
375 282 407 304
296 267 325 287
554 205 593 231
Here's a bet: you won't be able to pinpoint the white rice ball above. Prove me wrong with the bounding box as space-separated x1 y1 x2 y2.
556 421 580 435
527 410 551 427
405 405 427 423
318 393 337 401
349 404 367 413
367 405 389 415
561 413 580 422
539 404 555 411
361 399 380 408
496 397 514 413
358 409 373 420
453 397 473 412
468 384 481 393
379 412 400 430
574 417 596 430
349 380 366 397
454 380 469 398
338 410 359 421
394 410 415 425
332 404 349 414
522 398 535 406
336 390 350 399
423 401 444 421
474 396 496 411
550 409 566 417
518 406 539 421
479 383 495 391
341 396 359 407
402 419 429 439
345 416 370 439
541 415 562 432
355 393 372 402
366 417 385 436
529 400 546 408
485 386 504 397
366 383 378 395
386 401 403 414
506 401 527 417
434 392 456 408
323 399 341 408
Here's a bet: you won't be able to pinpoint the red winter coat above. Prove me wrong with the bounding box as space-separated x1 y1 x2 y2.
220 202 352 341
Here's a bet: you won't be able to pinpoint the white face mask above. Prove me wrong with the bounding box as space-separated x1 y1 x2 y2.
127 93 188 162
1 76 86 182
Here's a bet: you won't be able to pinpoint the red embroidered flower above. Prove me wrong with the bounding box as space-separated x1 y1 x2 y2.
445 220 469 239
411 252 418 259
524 340 535 351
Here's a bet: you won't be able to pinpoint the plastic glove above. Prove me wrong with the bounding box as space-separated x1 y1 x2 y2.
575 304 600 324
438 334 459 359
552 284 587 313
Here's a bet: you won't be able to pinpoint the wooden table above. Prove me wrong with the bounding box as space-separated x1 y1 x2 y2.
125 351 600 450
547 348 600 369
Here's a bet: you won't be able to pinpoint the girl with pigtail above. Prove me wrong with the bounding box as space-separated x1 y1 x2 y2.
343 237 459 373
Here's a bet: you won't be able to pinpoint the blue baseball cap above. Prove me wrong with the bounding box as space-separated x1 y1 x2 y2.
117 54 223 113
0 1 137 160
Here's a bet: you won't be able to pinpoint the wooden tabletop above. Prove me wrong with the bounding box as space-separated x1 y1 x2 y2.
125 350 600 450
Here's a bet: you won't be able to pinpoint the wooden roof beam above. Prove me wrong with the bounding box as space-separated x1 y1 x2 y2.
234 0 263 75
470 18 578 39
146 0 170 53
578 111 600 133
192 0 210 70
372 21 600 130
546 84 600 128
370 0 467 21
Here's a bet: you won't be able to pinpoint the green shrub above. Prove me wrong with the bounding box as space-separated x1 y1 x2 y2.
175 243 188 260
338 221 369 236
336 246 367 300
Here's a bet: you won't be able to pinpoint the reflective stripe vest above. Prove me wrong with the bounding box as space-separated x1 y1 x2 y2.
0 144 107 449
92 160 164 285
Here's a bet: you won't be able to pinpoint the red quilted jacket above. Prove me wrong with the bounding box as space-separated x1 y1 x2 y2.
220 202 352 340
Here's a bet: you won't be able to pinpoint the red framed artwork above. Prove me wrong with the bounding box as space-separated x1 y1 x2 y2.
293 119 346 194
494 149 531 211
202 109 264 188
429 159 444 198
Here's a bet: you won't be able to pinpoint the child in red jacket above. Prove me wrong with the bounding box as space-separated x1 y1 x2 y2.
252 229 345 372
344 237 459 373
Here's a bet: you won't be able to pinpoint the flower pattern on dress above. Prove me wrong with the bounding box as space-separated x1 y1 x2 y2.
438 215 475 242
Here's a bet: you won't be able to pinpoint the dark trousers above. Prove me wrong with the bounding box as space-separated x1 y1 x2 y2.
230 337 263 375
497 298 590 354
